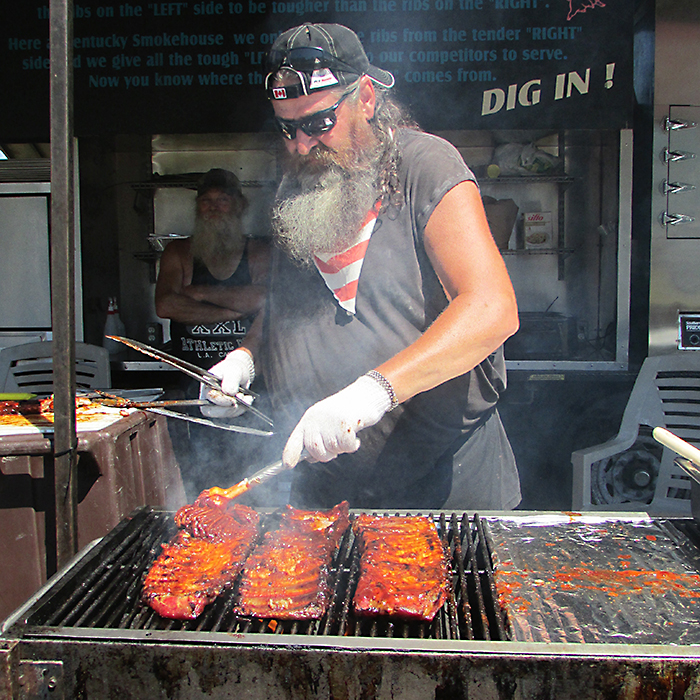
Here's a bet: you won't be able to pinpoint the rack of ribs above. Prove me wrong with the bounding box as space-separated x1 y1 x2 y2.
235 501 350 619
142 502 259 620
352 514 451 621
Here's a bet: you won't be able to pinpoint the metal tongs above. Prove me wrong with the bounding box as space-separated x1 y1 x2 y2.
104 335 274 436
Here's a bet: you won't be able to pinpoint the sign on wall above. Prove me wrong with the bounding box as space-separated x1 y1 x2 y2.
1 0 633 139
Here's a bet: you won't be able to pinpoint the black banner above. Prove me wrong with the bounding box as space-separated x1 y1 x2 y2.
1 0 633 140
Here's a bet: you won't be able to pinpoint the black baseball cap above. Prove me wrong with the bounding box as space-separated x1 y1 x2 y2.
196 168 243 199
266 23 395 100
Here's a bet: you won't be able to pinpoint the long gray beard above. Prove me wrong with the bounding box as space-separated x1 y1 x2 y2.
190 213 245 275
272 154 381 266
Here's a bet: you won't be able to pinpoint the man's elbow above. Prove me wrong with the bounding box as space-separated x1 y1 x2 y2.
154 296 173 321
506 304 520 339
499 295 520 343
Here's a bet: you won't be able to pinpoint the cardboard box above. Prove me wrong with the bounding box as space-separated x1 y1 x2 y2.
523 211 554 249
483 197 519 250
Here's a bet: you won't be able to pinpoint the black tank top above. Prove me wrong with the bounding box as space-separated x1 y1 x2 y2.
170 241 255 369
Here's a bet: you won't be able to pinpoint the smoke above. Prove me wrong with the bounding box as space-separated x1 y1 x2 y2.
165 390 291 507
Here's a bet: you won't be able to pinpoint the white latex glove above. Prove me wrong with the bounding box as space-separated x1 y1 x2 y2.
283 374 394 468
199 348 255 418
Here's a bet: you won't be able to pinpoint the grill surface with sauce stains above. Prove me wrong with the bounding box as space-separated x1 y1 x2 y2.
4 508 700 700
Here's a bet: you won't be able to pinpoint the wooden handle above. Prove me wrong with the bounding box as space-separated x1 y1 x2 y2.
652 427 700 466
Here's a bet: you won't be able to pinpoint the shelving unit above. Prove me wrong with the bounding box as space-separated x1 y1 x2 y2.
124 129 632 373
451 129 633 371
479 173 575 280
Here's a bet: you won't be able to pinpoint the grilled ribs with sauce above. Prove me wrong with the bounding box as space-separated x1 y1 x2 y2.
142 502 259 620
0 396 55 415
235 501 350 619
352 514 450 621
0 396 108 416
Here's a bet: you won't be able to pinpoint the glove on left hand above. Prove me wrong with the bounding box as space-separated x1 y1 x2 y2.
199 348 255 418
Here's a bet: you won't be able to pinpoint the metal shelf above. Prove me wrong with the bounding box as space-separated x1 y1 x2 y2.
130 176 276 191
481 171 574 279
477 174 574 186
501 248 575 256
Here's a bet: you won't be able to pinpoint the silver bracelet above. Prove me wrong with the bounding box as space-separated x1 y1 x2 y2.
366 369 399 411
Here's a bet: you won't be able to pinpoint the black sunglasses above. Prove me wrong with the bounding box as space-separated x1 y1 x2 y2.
274 89 354 140
266 46 359 77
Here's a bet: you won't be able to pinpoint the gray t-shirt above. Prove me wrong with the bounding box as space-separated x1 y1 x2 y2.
260 128 520 509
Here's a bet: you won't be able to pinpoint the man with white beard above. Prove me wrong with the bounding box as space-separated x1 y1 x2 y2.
155 168 269 370
155 169 270 499
204 24 522 510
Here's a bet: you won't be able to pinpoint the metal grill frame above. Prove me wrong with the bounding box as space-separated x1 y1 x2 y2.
3 509 700 699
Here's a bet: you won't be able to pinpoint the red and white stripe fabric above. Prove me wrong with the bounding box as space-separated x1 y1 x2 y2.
313 204 380 315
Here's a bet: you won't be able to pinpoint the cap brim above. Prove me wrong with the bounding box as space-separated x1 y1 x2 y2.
366 65 395 89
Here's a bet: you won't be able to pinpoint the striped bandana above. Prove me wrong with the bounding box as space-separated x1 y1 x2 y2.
313 203 380 315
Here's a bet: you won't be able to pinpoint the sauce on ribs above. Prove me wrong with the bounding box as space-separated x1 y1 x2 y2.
0 398 49 415
142 502 259 620
352 514 451 621
235 501 350 619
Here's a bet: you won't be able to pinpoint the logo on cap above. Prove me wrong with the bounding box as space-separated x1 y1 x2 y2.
308 68 340 90
272 86 287 99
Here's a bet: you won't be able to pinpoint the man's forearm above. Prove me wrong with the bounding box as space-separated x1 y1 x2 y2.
237 311 264 366
156 292 243 325
185 284 266 317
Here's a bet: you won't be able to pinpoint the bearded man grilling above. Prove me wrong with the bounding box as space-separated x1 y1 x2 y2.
203 24 522 511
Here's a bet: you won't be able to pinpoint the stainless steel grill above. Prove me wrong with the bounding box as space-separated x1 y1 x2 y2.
11 507 508 642
3 508 700 700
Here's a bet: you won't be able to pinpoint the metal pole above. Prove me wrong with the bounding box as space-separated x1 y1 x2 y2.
49 0 78 569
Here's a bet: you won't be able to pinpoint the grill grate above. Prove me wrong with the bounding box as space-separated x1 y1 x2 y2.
15 507 510 642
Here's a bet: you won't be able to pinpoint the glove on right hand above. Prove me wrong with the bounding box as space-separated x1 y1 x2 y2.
282 374 393 468
199 348 255 418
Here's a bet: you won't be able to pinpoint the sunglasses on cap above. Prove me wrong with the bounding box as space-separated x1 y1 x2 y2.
274 88 355 140
266 46 360 77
